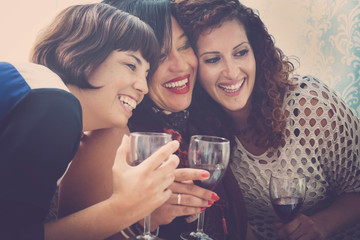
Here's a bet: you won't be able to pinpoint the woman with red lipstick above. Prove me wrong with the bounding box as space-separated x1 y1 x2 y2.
0 3 181 240
58 0 249 239
175 0 360 239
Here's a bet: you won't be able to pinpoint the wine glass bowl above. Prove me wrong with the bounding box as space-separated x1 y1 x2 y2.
129 132 172 240
181 135 230 240
269 172 306 223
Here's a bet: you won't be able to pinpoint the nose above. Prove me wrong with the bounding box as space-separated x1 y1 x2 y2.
222 59 240 80
134 76 148 95
167 50 188 72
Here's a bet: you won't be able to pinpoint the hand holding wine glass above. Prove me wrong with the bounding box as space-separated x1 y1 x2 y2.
269 172 306 223
180 135 230 240
129 132 173 240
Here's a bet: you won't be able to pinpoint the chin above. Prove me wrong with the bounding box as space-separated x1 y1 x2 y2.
173 102 191 112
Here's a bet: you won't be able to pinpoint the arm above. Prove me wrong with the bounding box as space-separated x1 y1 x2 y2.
276 193 360 240
59 128 126 217
276 79 360 240
50 135 179 240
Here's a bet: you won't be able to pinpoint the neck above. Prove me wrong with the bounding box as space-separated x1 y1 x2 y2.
226 101 252 131
67 84 89 132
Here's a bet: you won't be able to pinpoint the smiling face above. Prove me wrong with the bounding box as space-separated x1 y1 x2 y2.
148 16 198 112
71 50 149 131
197 19 256 117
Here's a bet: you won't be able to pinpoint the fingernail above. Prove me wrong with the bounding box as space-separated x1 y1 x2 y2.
201 207 206 212
208 201 214 206
201 171 210 178
211 193 220 201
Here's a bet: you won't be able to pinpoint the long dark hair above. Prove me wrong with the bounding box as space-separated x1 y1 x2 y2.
31 3 160 88
175 0 295 148
103 0 173 57
104 0 178 132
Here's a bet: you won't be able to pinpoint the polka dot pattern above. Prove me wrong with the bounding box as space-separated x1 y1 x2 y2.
230 75 360 239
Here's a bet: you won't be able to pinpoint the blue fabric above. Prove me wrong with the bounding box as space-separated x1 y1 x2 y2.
0 62 30 124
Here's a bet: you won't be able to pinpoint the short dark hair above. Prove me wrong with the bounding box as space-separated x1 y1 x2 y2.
30 3 160 88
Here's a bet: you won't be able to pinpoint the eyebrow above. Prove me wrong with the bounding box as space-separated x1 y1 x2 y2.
127 53 142 65
199 42 249 58
178 33 187 41
127 53 151 73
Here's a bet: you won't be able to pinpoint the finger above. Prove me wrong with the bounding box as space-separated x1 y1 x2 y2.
168 192 212 207
174 168 210 182
159 153 180 171
277 219 301 239
163 202 202 217
154 155 179 190
168 181 217 202
140 140 180 170
152 188 173 210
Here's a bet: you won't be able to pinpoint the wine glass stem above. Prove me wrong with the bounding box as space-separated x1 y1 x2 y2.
196 211 205 233
143 214 151 236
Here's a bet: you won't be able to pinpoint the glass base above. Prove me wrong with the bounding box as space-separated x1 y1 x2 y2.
180 231 213 240
128 234 163 240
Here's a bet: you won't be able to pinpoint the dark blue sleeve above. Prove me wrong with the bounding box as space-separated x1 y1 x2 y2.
0 89 82 239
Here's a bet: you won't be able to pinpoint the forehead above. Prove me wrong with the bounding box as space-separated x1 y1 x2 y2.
197 19 247 50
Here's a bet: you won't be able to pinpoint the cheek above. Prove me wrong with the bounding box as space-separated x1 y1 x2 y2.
188 53 198 69
199 75 214 94
199 64 216 84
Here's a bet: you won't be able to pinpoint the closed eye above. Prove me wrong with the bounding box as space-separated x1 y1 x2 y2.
178 39 192 51
204 56 220 64
235 49 249 57
126 63 136 71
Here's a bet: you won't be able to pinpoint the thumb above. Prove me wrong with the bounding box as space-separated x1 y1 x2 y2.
113 134 130 170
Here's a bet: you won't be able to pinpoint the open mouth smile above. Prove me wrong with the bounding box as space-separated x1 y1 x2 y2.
118 95 137 112
218 78 245 93
163 75 191 94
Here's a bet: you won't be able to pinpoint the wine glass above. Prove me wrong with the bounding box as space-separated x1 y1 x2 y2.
129 132 172 240
269 172 306 223
180 135 230 240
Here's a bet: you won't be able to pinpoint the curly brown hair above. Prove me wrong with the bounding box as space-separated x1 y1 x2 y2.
174 0 295 149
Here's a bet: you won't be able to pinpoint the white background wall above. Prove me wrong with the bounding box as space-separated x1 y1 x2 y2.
0 0 100 62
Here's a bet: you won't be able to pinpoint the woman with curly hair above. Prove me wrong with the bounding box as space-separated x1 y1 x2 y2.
175 0 360 239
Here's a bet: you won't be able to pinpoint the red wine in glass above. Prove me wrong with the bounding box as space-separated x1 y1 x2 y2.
193 164 226 190
271 196 304 223
180 135 230 240
269 172 306 223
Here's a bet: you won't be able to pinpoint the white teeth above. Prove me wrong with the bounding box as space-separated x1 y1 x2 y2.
119 95 136 111
219 79 244 92
164 78 188 89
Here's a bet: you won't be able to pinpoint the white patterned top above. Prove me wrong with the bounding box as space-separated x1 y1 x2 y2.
230 75 360 240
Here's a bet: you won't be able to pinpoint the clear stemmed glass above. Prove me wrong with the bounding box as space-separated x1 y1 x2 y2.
269 172 306 223
129 132 172 240
180 135 230 240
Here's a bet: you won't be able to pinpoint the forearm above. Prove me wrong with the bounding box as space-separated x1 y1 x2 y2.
310 192 360 238
45 196 136 240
